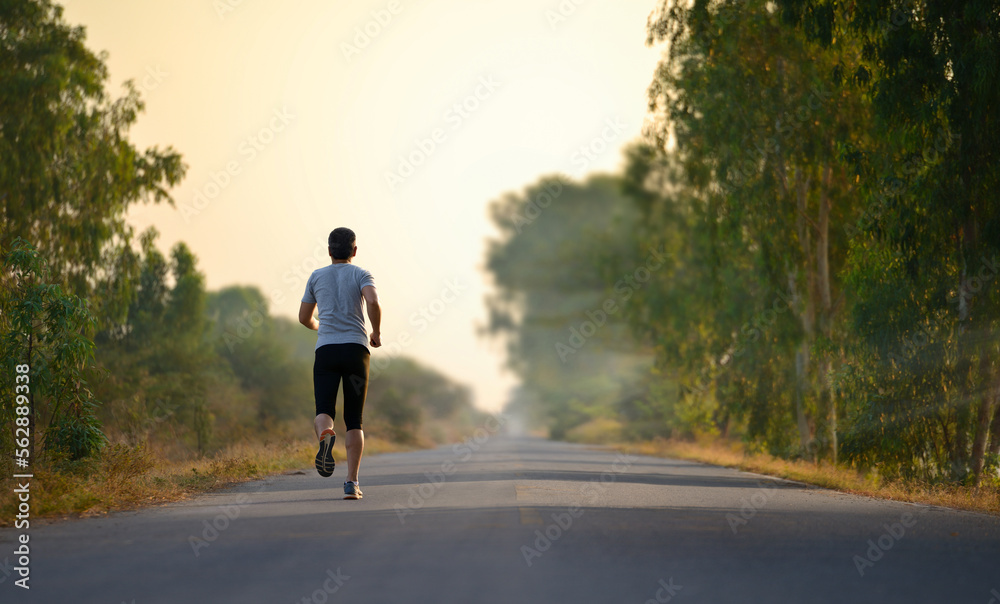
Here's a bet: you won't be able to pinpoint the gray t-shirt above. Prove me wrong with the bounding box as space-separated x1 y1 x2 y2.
301 263 376 350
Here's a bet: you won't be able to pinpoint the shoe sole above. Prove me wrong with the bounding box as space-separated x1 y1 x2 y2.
343 493 362 500
315 432 336 477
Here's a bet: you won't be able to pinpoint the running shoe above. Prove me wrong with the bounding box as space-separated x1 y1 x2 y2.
315 429 336 477
344 481 363 500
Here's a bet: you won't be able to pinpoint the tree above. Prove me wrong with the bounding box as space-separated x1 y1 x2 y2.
205 285 309 423
643 0 873 459
364 358 480 444
92 231 219 454
778 0 1000 482
1 238 104 461
0 0 185 308
486 174 650 438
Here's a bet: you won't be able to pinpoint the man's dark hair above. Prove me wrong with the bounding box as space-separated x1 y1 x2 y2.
328 227 356 260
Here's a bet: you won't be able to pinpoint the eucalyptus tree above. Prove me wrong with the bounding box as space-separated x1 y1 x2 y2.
778 0 1000 482
643 0 872 458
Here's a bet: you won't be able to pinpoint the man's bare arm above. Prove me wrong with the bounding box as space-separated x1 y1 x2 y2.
362 285 381 347
298 301 319 331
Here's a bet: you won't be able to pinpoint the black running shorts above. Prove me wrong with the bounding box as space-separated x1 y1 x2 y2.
313 343 370 431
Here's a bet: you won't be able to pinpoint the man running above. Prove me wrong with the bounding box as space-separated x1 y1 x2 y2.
299 227 381 500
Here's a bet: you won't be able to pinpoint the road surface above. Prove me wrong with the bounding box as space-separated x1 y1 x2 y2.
4 435 1000 603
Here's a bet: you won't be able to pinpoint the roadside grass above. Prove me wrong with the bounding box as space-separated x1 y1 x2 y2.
0 436 413 527
563 418 999 515
611 437 1000 516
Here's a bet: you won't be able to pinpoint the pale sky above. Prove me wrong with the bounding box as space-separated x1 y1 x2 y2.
60 0 663 412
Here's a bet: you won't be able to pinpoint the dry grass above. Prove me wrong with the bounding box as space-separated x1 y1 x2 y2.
0 435 415 526
612 437 1000 516
565 417 625 444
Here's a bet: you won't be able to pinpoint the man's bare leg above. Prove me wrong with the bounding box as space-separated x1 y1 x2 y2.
345 429 364 483
315 413 334 440
314 413 337 477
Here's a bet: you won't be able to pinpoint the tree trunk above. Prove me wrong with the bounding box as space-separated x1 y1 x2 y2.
953 401 971 480
830 382 838 464
816 163 836 462
795 340 813 454
817 356 837 464
987 385 1000 458
788 270 812 453
792 170 817 457
817 164 833 318
969 393 993 484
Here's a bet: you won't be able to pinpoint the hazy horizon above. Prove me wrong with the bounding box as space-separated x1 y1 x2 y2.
59 0 664 412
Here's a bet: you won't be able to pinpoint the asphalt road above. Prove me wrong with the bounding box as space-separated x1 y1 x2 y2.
3 434 1000 604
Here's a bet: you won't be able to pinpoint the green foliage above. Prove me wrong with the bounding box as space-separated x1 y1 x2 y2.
206 286 309 422
644 0 877 460
486 0 1000 485
1 238 105 460
376 388 421 444
486 174 651 437
0 1 477 474
47 399 106 461
0 0 185 303
0 1 182 462
775 0 1000 482
90 234 479 455
90 229 218 454
365 357 480 444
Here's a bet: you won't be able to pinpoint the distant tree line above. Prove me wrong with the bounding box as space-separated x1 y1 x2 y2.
488 0 1000 485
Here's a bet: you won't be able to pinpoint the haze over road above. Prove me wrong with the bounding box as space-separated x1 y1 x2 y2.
7 435 1000 603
